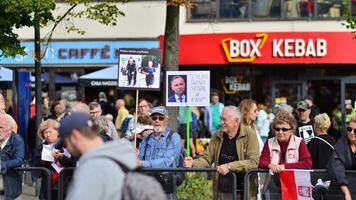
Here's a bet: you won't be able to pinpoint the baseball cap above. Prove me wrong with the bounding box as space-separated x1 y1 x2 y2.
55 112 93 148
297 100 310 110
150 106 169 117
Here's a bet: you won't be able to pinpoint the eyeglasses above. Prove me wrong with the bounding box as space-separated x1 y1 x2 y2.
138 105 148 108
274 128 291 132
151 116 165 121
347 127 356 134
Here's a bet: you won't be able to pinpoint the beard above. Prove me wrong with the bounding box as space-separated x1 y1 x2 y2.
153 126 164 133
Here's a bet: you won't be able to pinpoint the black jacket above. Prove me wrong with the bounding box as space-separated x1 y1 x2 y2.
327 136 356 187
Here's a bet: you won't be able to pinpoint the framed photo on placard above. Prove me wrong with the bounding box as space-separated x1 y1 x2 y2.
166 71 210 107
118 48 161 90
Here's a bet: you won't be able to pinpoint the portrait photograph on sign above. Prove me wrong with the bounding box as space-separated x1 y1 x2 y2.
166 71 210 107
118 48 161 90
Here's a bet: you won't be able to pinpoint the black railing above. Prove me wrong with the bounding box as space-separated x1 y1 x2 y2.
13 167 52 200
243 169 356 200
58 167 239 200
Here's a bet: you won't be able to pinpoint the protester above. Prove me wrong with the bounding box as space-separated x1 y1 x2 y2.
184 106 260 199
256 104 270 143
327 116 356 200
258 111 312 172
124 98 152 140
137 106 181 199
168 76 187 103
0 114 25 199
92 116 113 142
177 106 197 158
57 112 136 200
34 119 76 200
48 100 66 122
239 99 264 152
0 94 18 133
89 102 119 141
114 99 129 130
304 95 320 120
307 113 336 169
98 91 115 117
296 100 315 141
204 92 224 136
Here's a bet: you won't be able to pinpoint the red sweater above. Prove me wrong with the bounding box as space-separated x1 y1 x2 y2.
258 138 312 169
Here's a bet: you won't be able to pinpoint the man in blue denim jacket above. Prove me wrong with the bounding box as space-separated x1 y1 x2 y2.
0 114 25 199
137 106 181 199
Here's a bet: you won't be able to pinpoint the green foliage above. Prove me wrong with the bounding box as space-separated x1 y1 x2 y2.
0 0 126 58
342 0 356 38
177 172 213 200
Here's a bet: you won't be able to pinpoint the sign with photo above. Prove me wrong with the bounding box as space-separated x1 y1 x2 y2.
166 71 210 107
118 48 161 90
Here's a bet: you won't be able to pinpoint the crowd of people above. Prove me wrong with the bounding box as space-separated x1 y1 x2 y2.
0 90 355 200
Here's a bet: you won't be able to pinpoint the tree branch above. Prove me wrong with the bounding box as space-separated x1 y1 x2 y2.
41 3 78 59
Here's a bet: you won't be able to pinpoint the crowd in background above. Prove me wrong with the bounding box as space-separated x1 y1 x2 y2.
0 89 355 199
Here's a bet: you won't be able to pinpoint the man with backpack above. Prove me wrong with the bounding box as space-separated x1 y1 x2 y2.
59 112 165 200
137 106 181 199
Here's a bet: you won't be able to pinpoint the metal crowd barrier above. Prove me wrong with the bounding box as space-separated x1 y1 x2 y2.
243 169 356 200
13 167 52 200
58 167 239 200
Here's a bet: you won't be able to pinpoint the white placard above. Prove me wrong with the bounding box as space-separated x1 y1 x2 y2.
41 144 54 162
166 71 210 107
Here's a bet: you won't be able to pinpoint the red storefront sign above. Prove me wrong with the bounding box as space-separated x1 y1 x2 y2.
159 32 356 65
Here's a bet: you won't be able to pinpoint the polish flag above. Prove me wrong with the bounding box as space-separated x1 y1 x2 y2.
280 170 314 200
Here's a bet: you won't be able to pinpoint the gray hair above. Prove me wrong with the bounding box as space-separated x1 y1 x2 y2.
5 114 16 130
92 116 109 133
223 106 242 120
70 102 90 114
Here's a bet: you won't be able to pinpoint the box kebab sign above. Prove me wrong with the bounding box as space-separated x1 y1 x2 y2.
166 32 356 65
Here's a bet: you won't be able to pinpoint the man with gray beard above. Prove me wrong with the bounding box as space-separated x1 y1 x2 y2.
136 106 181 200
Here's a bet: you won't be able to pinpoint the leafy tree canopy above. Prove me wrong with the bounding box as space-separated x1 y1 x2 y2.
0 0 127 58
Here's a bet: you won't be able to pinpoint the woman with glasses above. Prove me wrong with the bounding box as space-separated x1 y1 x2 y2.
258 111 312 173
327 116 356 200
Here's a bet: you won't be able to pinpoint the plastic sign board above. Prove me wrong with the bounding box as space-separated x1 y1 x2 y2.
166 71 210 107
118 48 161 90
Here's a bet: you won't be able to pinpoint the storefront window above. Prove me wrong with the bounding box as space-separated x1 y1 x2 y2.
188 0 346 20
352 0 356 16
219 0 248 19
188 0 217 19
316 0 344 18
252 0 281 18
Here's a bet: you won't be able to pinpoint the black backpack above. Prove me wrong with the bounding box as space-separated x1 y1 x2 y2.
105 157 166 200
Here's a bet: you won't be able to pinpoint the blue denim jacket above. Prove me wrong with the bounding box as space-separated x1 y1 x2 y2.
138 128 181 168
1 133 25 199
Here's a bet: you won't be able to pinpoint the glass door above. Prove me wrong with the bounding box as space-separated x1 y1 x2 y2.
271 80 307 110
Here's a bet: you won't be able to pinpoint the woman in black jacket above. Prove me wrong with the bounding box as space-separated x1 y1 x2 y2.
327 117 356 200
34 119 76 200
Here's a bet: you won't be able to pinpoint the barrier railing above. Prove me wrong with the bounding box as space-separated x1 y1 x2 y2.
12 167 52 200
243 169 356 200
58 168 240 200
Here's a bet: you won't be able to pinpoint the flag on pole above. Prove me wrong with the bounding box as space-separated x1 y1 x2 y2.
280 170 314 200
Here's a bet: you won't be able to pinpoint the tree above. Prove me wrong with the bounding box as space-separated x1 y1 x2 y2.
163 1 192 130
342 0 356 37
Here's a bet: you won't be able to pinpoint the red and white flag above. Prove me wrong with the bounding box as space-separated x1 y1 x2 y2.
280 170 314 200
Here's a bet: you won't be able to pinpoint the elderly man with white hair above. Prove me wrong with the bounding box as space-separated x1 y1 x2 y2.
0 114 25 199
184 106 260 199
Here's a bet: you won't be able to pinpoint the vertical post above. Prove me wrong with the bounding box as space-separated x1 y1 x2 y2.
134 90 139 147
34 12 42 145
186 106 191 157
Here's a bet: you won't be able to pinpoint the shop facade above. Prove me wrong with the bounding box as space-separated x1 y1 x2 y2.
160 32 356 126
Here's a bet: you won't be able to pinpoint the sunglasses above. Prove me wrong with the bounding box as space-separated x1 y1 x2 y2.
151 116 165 121
347 127 356 134
274 128 291 132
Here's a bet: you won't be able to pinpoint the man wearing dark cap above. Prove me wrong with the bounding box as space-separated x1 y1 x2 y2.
58 112 136 200
296 100 315 141
137 106 181 199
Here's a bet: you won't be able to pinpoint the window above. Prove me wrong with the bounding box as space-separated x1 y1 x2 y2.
187 0 346 20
